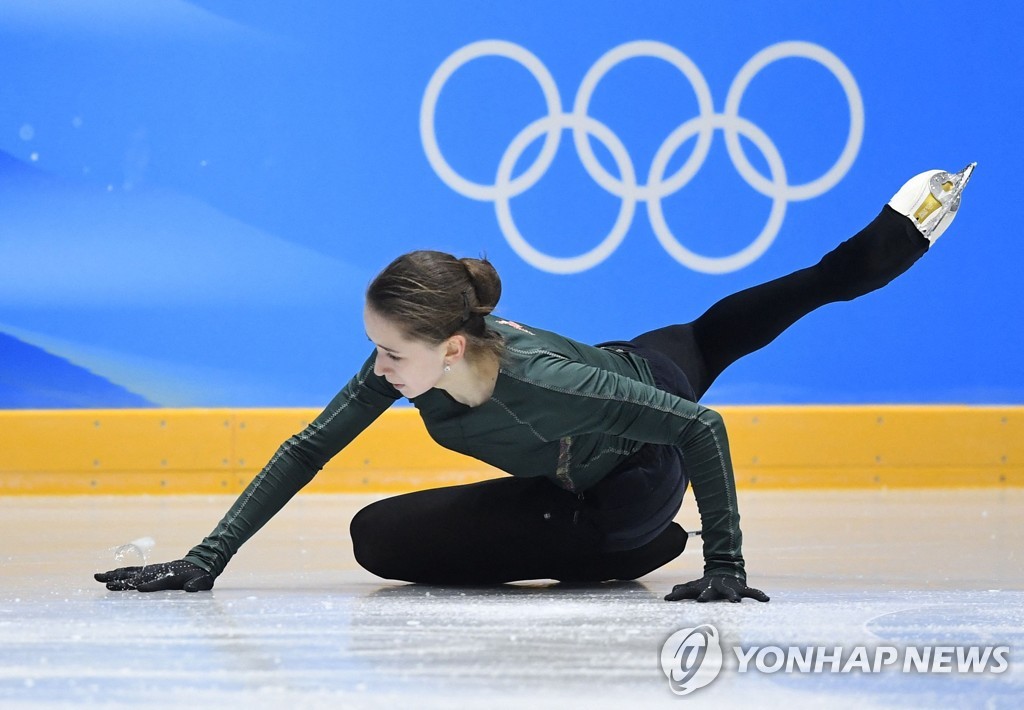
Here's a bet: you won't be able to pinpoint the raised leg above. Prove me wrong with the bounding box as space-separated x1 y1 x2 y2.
632 164 975 400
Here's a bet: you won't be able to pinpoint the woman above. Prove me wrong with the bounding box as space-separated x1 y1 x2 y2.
95 164 975 602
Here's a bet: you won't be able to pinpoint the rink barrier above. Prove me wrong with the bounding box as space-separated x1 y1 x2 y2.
0 406 1021 494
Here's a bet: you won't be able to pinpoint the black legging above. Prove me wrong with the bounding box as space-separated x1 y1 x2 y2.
631 206 928 400
350 206 929 585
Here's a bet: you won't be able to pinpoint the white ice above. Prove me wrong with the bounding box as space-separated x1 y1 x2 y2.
1 490 1021 709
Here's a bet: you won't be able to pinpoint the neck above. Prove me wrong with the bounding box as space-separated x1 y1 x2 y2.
441 353 500 407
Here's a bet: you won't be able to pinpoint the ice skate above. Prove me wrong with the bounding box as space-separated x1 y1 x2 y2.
888 162 976 243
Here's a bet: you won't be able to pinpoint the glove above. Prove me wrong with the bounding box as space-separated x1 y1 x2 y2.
664 574 770 603
94 560 214 592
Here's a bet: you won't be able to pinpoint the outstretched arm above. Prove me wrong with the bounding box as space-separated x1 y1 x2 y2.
95 354 399 592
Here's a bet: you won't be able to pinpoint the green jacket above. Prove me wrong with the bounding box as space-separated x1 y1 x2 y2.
185 316 746 580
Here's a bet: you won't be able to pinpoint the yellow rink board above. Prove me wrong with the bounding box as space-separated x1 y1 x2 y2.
0 406 1021 495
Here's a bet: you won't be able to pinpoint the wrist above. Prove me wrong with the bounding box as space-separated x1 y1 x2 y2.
183 554 217 577
703 559 746 582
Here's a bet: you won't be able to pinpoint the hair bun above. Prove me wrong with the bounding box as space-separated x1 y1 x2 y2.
460 257 502 315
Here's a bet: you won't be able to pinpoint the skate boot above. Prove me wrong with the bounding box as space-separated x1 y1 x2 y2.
887 162 976 243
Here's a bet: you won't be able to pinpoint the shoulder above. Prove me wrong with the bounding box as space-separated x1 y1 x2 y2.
486 315 585 358
488 316 538 337
487 317 573 371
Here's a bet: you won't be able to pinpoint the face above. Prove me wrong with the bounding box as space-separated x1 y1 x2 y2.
364 306 450 398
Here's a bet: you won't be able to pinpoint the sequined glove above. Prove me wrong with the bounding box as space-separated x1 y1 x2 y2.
94 560 214 592
664 574 770 603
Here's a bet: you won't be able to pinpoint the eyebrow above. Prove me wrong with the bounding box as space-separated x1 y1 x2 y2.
366 334 400 354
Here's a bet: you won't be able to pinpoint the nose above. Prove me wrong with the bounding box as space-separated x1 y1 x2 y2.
373 357 389 377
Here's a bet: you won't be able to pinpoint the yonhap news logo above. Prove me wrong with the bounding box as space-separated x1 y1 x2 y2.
660 625 724 695
660 625 1010 695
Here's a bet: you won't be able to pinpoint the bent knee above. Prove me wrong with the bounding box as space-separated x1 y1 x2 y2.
350 500 421 581
350 503 393 578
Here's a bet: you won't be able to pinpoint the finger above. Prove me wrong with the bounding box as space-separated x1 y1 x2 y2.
663 586 687 601
743 586 771 603
718 582 742 603
104 578 140 591
664 584 698 602
696 584 720 603
709 578 743 602
95 567 142 583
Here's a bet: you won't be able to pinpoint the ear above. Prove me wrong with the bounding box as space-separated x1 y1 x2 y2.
444 334 468 363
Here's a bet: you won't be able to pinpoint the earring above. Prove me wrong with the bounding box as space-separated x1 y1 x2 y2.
443 364 451 373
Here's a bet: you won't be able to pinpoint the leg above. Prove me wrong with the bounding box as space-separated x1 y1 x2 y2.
633 165 975 400
637 207 931 399
634 206 928 398
350 476 687 584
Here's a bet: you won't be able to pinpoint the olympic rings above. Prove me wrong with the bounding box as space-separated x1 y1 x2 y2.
420 40 864 274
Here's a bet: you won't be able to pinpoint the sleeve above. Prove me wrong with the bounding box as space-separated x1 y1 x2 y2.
184 353 400 577
505 354 747 581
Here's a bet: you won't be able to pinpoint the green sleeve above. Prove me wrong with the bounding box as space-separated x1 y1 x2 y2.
184 354 399 577
504 354 746 581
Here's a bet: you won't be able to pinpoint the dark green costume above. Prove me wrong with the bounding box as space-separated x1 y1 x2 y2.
185 315 744 580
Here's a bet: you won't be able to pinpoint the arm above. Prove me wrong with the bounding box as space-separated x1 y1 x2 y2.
186 353 399 576
505 354 756 590
95 354 399 591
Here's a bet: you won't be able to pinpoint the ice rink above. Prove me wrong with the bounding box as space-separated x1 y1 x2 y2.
1 488 1022 709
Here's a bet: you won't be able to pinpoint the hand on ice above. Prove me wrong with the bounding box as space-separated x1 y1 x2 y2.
664 574 769 603
94 560 214 592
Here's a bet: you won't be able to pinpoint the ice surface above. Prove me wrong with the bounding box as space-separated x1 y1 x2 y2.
0 490 1021 709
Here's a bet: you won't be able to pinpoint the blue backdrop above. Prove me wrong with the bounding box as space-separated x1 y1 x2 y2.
1 1 1021 407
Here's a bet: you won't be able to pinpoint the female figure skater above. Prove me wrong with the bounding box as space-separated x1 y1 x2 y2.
95 164 975 602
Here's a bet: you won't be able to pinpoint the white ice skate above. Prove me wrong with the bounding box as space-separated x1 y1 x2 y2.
887 162 976 244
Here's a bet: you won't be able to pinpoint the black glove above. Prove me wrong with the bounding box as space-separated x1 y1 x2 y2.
664 574 770 603
94 560 214 592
